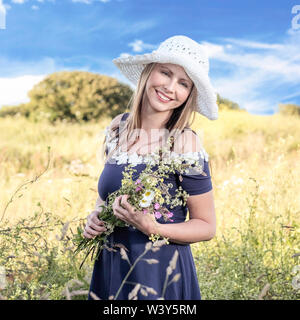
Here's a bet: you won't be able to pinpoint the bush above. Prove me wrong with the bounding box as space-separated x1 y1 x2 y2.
0 71 133 124
0 104 30 118
279 103 300 116
217 94 241 111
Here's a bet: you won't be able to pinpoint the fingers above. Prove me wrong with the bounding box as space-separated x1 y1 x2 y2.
113 196 127 217
83 211 107 239
90 215 105 227
120 194 131 211
89 223 106 232
83 224 107 239
86 225 106 236
88 211 106 227
83 230 97 239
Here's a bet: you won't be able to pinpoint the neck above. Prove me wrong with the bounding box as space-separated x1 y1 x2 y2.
140 97 172 133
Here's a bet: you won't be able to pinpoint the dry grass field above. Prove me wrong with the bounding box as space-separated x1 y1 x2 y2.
0 109 299 299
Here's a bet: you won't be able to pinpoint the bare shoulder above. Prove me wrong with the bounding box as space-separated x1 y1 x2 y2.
173 128 204 154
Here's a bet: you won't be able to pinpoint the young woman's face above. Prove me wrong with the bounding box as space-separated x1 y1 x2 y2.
144 63 193 112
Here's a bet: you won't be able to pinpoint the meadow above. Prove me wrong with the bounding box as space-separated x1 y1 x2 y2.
0 109 299 300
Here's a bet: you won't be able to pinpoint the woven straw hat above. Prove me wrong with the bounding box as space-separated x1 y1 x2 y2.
112 35 218 120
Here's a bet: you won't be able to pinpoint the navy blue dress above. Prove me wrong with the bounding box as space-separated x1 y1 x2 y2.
88 113 213 300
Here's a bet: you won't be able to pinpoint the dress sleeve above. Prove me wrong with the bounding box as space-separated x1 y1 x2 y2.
177 149 213 196
104 125 117 157
104 113 128 157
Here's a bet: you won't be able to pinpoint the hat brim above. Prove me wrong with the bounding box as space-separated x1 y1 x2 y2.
113 51 218 120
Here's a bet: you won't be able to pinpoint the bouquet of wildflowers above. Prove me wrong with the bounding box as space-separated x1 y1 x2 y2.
73 140 206 268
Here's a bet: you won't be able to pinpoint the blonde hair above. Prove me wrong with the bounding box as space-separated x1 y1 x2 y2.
105 62 199 159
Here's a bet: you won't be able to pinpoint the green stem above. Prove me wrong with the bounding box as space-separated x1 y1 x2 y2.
114 247 150 300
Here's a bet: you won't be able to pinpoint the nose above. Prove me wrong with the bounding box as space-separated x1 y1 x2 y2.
163 78 177 93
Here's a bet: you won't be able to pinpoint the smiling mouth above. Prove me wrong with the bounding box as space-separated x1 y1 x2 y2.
155 90 173 102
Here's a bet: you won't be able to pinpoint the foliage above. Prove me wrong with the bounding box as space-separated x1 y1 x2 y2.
0 103 30 118
73 147 201 268
0 204 91 300
0 71 133 123
193 178 299 300
217 93 243 111
278 103 300 117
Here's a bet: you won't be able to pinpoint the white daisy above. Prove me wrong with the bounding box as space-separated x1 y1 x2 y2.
139 198 152 208
142 189 155 202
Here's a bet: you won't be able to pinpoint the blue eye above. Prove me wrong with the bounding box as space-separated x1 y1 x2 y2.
161 71 169 76
181 83 188 88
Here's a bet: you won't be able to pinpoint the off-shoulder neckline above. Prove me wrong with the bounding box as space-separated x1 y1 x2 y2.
104 124 209 165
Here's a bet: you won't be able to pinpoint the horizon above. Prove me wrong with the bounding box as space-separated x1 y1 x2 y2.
0 0 300 116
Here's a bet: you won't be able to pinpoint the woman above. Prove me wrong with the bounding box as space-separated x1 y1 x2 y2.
84 35 218 300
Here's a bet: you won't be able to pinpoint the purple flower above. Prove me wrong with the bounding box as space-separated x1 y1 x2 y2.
154 211 162 219
135 186 142 192
143 209 148 214
135 179 142 185
167 211 173 218
154 203 160 210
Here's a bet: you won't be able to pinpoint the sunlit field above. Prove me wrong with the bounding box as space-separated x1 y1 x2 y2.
0 110 299 300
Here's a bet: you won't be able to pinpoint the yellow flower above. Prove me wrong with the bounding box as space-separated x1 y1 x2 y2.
149 234 157 242
149 233 163 242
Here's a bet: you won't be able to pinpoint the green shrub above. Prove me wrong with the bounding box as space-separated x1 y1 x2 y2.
279 103 300 116
0 71 133 124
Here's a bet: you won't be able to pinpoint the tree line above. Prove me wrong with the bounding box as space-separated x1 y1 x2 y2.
1 70 297 123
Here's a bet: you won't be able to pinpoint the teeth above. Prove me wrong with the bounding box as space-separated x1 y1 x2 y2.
157 91 170 101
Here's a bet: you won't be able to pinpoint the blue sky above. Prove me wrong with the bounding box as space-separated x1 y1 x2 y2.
0 0 299 115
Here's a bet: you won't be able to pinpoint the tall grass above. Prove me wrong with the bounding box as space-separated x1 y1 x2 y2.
0 110 299 299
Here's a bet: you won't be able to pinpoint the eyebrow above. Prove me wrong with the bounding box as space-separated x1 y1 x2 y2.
160 66 192 84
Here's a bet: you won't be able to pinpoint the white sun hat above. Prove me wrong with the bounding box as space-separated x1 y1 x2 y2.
112 35 218 120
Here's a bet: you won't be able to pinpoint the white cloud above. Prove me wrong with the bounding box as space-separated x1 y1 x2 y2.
199 32 300 114
31 5 39 10
0 75 47 107
119 53 131 58
128 39 156 53
222 38 284 50
72 0 92 3
0 56 57 108
71 0 110 3
4 4 11 10
11 0 26 4
0 55 117 108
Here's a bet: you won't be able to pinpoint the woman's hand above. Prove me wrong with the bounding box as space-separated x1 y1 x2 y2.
83 210 107 239
112 194 156 236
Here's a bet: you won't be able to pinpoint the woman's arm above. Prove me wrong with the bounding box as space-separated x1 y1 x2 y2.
149 190 216 245
113 191 216 245
111 130 216 245
94 195 105 212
